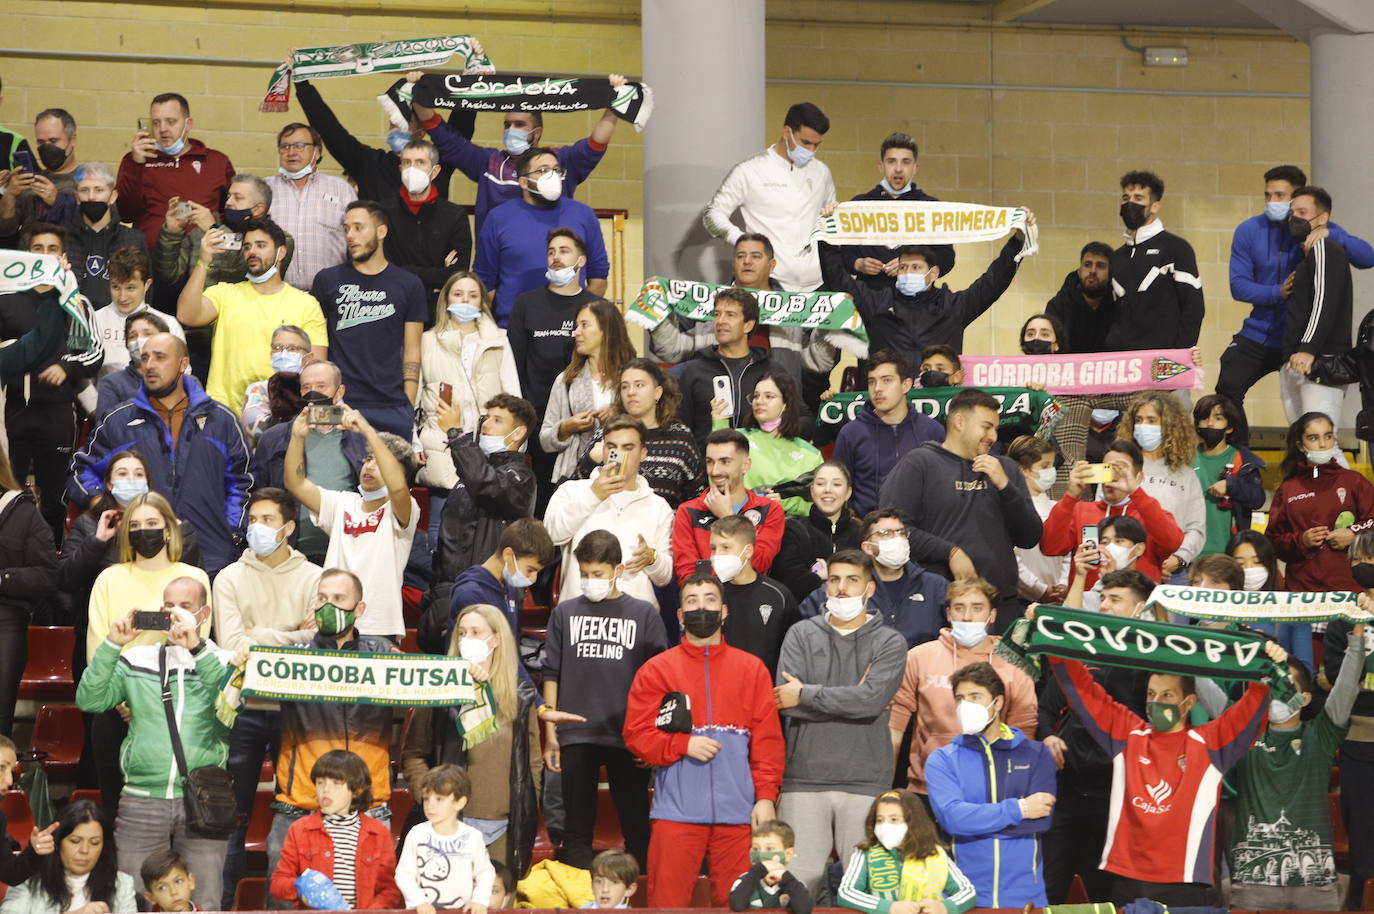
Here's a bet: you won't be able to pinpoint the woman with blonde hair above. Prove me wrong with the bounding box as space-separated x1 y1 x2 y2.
400 603 541 877
417 272 520 493
540 300 636 484
85 491 211 813
1116 392 1205 582
0 446 56 737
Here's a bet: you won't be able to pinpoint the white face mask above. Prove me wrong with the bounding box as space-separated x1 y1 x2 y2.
826 594 865 622
873 537 910 569
1307 446 1338 466
458 637 492 665
1268 698 1298 725
711 552 745 584
1103 542 1136 571
950 620 987 648
1034 467 1058 492
583 577 615 603
1242 566 1268 592
534 170 563 202
401 166 432 195
873 822 907 851
956 699 994 735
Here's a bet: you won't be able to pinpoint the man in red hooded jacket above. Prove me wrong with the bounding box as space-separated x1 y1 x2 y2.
116 93 234 249
1042 440 1184 585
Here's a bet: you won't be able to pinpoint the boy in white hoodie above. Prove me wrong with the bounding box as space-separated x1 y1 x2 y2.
397 765 494 914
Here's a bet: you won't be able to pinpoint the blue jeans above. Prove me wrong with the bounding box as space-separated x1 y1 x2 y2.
220 709 280 909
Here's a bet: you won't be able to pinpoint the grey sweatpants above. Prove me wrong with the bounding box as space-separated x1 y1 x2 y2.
777 790 875 898
115 795 228 909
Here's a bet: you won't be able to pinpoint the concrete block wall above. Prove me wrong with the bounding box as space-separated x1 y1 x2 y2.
2 0 1311 426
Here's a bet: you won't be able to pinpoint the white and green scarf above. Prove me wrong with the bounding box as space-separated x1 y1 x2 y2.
0 252 96 352
1147 585 1373 624
454 681 500 749
811 200 1039 261
626 277 869 356
261 35 493 112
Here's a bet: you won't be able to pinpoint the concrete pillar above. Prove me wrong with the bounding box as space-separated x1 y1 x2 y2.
641 0 765 283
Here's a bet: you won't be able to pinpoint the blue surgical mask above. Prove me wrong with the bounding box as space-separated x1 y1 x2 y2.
1265 200 1291 222
247 263 278 285
503 127 532 155
479 433 510 456
1091 408 1120 427
111 478 149 507
278 164 313 180
895 272 927 296
546 266 578 287
447 302 482 323
156 135 187 157
271 350 304 374
358 483 388 501
787 132 815 167
879 177 905 196
1133 424 1163 451
504 555 533 589
245 522 284 557
386 129 411 154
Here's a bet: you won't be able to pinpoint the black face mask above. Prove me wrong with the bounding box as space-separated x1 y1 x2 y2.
1196 426 1228 449
919 369 950 389
1353 562 1374 590
37 143 67 171
302 390 332 406
682 609 723 639
79 200 110 223
221 207 253 231
128 528 166 559
1120 201 1147 231
1288 215 1312 242
1021 339 1054 356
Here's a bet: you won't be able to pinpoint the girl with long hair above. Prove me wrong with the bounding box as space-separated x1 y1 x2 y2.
773 461 862 601
540 300 636 484
1226 530 1312 670
1268 411 1374 593
837 790 975 914
1007 435 1068 603
1117 392 1205 581
400 603 541 878
721 369 822 516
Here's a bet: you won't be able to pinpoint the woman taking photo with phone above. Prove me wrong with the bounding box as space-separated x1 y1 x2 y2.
84 491 210 815
1116 391 1205 583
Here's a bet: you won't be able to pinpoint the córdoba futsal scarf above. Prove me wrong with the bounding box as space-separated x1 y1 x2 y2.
411 73 654 131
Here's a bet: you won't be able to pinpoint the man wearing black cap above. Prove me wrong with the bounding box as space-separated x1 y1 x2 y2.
817 211 1034 370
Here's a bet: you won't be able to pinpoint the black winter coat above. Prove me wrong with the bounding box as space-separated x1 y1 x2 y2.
771 506 863 602
0 491 56 617
377 195 473 313
431 439 536 586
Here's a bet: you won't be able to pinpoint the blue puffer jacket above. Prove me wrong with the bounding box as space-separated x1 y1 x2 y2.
799 560 949 649
1228 214 1374 348
833 402 944 517
925 724 1057 909
69 374 251 574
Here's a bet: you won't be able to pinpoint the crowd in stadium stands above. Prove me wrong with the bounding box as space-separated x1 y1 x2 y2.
2 50 1374 914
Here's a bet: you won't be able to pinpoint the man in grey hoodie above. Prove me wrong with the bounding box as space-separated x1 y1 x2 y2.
772 548 907 897
878 387 1042 632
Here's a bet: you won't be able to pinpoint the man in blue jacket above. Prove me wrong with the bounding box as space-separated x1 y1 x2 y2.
926 660 1057 909
69 332 251 575
833 349 943 517
1220 164 1374 443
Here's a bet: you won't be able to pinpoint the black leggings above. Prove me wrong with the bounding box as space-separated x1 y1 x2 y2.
558 743 651 871
0 610 26 736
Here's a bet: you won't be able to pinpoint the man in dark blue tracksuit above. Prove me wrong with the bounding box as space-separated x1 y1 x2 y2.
1219 164 1374 443
69 332 251 574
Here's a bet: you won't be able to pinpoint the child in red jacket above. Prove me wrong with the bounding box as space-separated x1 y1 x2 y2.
270 749 402 909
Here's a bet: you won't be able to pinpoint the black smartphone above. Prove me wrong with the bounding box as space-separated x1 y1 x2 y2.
132 610 171 631
12 150 37 174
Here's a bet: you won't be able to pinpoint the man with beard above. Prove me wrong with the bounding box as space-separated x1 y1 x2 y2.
70 332 251 575
0 107 81 245
310 201 426 438
155 174 296 288
473 147 609 325
176 216 326 411
1046 242 1114 353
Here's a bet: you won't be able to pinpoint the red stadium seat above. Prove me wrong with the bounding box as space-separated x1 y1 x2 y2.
689 875 712 907
244 789 273 856
32 705 83 780
402 585 425 628
593 785 623 851
1363 877 1374 912
259 757 275 786
1066 874 1089 903
232 877 265 911
401 629 420 653
69 789 102 806
2 791 33 846
630 875 649 908
390 788 413 839
19 627 75 701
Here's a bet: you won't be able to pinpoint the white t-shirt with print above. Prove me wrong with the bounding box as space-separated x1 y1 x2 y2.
312 488 418 637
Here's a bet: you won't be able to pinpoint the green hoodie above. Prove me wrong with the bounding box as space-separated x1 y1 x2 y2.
76 639 232 799
711 423 823 517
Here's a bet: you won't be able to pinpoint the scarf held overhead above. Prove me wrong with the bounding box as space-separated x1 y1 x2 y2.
261 35 494 112
817 386 1061 437
411 73 654 131
961 349 1203 395
996 604 1299 708
1147 584 1373 624
241 646 480 707
812 200 1039 261
626 277 868 356
0 252 96 352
